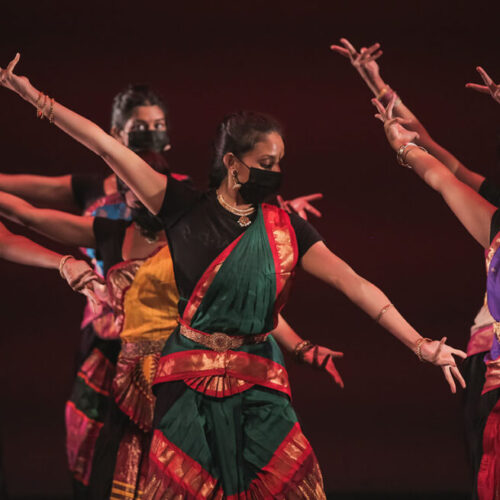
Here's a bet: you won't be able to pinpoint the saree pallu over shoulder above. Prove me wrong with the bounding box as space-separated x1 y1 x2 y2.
153 204 298 397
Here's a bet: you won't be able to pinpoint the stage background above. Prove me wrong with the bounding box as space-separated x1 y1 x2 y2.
0 0 499 497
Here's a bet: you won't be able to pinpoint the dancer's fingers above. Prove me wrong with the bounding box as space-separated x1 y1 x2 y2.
452 348 467 360
442 366 456 394
374 113 385 123
476 66 494 88
326 358 345 388
329 45 350 57
451 366 466 389
340 38 358 56
387 93 397 118
298 209 308 220
465 83 490 93
303 193 323 201
363 51 383 64
304 202 322 218
371 98 386 115
329 351 344 359
6 53 20 74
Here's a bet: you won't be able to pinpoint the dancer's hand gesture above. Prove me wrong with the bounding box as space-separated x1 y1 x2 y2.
466 67 500 105
330 38 383 94
0 53 31 98
60 257 109 314
301 344 345 388
419 337 467 393
372 95 419 150
277 193 323 220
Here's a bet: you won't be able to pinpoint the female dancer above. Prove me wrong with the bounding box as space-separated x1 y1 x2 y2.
330 39 499 494
370 70 500 499
0 54 465 498
0 155 342 498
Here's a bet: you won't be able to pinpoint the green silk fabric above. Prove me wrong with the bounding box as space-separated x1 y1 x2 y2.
191 207 277 335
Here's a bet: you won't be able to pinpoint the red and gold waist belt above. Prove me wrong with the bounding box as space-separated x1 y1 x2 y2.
179 323 269 353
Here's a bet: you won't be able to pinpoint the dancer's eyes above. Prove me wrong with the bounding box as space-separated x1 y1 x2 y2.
154 121 167 130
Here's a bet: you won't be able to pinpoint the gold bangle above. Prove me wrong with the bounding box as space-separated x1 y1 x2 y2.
396 142 428 169
36 92 45 119
377 86 388 100
59 254 74 278
38 93 48 120
414 337 433 362
375 303 392 323
293 340 313 362
49 97 55 124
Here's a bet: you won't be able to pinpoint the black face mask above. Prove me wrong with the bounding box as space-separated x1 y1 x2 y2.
236 158 282 205
128 130 170 153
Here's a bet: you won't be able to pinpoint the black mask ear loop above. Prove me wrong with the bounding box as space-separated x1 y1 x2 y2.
232 155 251 189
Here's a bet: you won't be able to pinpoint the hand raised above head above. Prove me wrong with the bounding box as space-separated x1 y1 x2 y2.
0 53 31 98
372 95 419 150
466 66 500 104
330 38 383 84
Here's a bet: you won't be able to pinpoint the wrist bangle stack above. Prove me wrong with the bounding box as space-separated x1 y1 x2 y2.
59 254 74 278
294 340 313 363
414 337 433 362
396 142 428 169
375 303 393 323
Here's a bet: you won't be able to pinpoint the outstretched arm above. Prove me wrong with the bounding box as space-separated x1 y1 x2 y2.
373 96 495 248
0 54 166 214
0 220 63 268
330 38 485 191
0 173 77 208
301 240 467 393
0 221 106 307
0 191 95 247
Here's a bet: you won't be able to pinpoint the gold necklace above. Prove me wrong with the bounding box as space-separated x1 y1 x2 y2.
216 192 255 227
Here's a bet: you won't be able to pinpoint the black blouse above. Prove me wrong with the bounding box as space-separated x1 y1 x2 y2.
158 178 323 306
71 173 108 212
93 217 131 276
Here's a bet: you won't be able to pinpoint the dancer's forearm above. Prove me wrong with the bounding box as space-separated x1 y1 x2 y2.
0 226 62 268
0 173 76 207
0 191 95 247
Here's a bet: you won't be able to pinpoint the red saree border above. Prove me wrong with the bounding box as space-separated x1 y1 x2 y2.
478 397 500 499
148 429 220 499
78 347 115 395
468 324 495 357
483 358 500 395
183 234 243 325
65 401 104 486
77 371 111 397
153 349 291 397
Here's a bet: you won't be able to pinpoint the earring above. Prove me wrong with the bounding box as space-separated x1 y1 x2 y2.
232 170 241 190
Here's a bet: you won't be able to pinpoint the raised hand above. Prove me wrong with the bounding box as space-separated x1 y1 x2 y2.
277 193 323 220
466 66 500 105
372 95 419 150
0 53 31 98
330 38 383 94
301 344 345 388
419 337 467 393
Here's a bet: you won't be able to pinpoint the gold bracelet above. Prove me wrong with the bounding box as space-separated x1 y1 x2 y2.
396 142 428 169
375 303 392 323
38 93 48 120
49 97 55 124
377 86 388 100
59 254 74 278
414 337 433 362
293 340 313 362
36 93 46 119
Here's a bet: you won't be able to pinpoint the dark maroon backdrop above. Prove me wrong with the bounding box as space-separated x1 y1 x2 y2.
0 0 499 496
